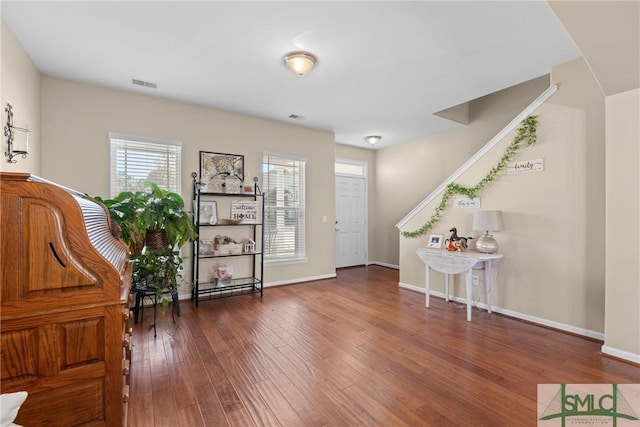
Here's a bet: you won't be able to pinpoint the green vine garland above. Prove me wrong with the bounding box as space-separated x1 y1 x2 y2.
401 115 538 238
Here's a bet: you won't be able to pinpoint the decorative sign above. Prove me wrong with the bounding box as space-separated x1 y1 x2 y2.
454 197 481 209
508 158 544 174
231 200 258 224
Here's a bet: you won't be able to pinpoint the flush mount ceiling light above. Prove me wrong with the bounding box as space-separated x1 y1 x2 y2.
283 51 317 76
364 135 382 145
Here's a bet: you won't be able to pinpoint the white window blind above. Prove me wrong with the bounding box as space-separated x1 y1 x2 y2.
262 153 306 263
109 133 182 197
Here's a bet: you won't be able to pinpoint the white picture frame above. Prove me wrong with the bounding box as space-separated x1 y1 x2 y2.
427 233 444 249
198 200 218 225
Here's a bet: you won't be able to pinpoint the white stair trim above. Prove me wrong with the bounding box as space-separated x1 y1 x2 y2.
396 84 558 230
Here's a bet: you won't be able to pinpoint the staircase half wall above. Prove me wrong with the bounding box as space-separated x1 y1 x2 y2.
397 58 608 345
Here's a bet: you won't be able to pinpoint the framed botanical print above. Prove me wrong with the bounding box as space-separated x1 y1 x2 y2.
200 151 244 192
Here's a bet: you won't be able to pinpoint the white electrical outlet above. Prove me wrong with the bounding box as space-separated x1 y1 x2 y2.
472 275 480 286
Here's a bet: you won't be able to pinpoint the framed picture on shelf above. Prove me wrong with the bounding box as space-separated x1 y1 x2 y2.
427 233 444 249
198 200 218 225
200 151 244 192
199 239 214 255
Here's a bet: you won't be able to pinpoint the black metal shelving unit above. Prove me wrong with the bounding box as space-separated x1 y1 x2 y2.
190 172 264 307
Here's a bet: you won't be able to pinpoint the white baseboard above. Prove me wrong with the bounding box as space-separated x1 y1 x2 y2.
399 282 424 293
490 306 604 341
367 261 399 269
601 345 640 364
398 282 605 341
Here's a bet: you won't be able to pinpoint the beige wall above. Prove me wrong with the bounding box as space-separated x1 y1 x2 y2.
548 0 639 364
377 76 550 267
547 0 639 97
40 76 337 292
604 88 640 359
398 58 607 336
1 21 41 174
335 143 378 263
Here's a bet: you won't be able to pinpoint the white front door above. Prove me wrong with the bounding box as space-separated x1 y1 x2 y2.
335 175 367 268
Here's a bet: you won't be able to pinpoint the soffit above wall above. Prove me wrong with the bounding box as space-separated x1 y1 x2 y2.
548 0 640 96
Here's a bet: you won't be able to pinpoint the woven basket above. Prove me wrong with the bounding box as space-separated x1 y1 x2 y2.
145 228 169 252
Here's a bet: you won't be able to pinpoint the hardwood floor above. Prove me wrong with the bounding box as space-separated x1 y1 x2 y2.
129 265 639 426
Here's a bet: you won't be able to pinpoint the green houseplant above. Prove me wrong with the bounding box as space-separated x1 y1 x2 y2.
136 183 198 251
95 183 197 303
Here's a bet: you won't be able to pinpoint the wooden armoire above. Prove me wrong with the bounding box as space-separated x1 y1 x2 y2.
0 172 132 426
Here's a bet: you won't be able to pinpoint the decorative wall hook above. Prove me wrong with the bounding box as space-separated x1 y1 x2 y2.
4 103 30 163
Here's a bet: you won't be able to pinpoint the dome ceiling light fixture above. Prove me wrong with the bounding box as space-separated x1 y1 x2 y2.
283 51 317 76
364 135 382 145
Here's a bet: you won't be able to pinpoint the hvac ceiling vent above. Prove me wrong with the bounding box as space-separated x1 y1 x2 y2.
132 79 157 89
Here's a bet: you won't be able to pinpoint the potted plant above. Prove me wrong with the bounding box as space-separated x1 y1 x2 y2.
97 190 149 255
97 183 197 253
95 183 197 303
136 183 198 252
130 248 183 316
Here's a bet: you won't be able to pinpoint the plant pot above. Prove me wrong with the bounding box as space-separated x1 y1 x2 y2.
131 234 145 255
145 228 169 252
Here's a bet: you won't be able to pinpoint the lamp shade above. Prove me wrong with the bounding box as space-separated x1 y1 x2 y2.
473 210 504 232
284 51 317 76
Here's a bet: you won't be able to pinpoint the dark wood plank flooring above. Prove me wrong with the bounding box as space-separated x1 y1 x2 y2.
129 265 639 426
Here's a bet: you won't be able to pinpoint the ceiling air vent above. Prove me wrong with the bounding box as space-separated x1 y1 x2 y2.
132 79 157 89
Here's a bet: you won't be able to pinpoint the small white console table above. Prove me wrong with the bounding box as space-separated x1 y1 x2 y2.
416 248 503 321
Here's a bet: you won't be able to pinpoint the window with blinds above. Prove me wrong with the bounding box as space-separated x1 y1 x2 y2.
262 153 306 263
109 133 182 197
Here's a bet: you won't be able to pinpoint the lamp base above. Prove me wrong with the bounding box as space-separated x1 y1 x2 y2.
476 234 499 254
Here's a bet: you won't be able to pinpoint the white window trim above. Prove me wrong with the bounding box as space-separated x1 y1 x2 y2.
108 132 182 147
264 151 307 162
264 256 308 267
263 151 306 265
109 132 183 196
335 158 368 178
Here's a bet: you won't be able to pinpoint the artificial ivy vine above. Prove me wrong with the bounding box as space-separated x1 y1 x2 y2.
401 115 538 238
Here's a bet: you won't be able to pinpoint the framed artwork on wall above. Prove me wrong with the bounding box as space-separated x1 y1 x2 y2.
200 151 244 192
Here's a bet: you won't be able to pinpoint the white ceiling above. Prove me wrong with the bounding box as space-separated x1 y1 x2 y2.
2 1 580 150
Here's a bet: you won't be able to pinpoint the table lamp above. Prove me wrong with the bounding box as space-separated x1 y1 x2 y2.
473 210 504 253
